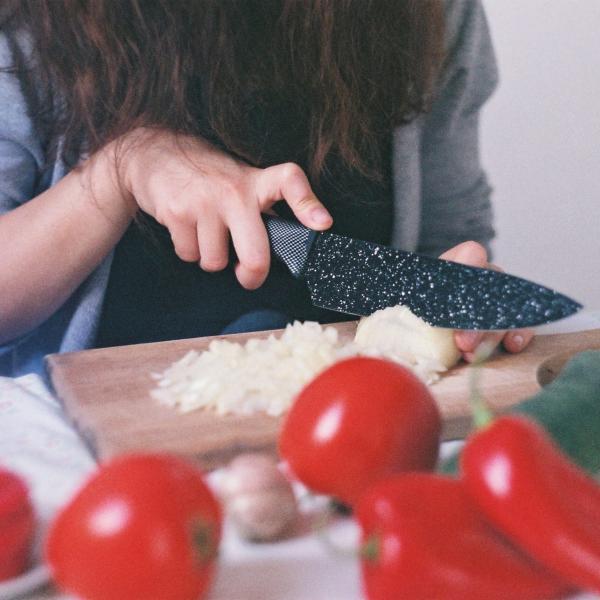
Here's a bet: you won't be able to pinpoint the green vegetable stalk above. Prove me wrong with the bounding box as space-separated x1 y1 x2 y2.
440 350 600 476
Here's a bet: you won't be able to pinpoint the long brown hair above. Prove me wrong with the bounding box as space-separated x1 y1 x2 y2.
2 1 444 179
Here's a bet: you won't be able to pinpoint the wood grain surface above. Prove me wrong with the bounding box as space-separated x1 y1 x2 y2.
45 325 600 470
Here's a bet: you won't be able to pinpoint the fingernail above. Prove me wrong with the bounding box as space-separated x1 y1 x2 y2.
459 331 484 351
311 207 332 225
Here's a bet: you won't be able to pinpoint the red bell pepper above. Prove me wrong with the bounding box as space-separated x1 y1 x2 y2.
462 415 600 593
0 467 35 581
355 472 570 600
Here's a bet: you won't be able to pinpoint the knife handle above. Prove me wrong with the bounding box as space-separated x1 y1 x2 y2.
262 215 318 278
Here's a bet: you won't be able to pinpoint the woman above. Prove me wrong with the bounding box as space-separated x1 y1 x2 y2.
0 0 532 377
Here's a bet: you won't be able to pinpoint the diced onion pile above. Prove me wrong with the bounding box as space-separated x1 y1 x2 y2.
151 307 460 416
151 322 349 416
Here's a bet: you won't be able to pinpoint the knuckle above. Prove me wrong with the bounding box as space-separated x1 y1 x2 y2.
293 195 319 212
164 201 193 223
279 162 305 183
219 180 248 206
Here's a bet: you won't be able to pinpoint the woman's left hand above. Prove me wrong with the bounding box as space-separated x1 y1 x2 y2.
439 241 534 363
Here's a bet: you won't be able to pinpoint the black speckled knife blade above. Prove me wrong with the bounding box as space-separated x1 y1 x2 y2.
263 216 582 330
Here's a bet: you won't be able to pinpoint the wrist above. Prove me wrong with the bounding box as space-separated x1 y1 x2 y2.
82 140 138 221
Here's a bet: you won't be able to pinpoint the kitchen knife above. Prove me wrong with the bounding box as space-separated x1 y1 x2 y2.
263 216 582 330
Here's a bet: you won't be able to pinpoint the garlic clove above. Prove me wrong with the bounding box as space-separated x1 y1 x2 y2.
228 489 298 542
220 453 299 542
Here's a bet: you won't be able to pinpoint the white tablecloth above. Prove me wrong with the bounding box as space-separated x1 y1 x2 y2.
1 311 599 600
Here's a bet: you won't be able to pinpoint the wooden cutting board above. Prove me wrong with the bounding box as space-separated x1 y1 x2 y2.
45 325 600 470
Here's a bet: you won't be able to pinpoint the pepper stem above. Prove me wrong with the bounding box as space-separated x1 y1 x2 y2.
469 340 496 429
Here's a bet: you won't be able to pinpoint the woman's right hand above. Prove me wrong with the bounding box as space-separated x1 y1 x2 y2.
118 128 333 289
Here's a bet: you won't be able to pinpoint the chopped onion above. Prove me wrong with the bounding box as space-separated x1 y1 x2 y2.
151 321 345 416
354 305 461 384
152 308 460 416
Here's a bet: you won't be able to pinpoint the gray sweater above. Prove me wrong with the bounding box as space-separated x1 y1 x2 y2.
0 0 498 377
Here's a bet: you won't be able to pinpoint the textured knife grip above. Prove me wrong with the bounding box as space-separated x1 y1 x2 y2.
263 215 317 278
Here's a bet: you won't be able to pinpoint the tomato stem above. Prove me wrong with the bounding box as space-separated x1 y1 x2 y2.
192 521 219 564
359 534 381 562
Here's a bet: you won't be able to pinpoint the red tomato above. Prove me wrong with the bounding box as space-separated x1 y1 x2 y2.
45 454 222 600
0 467 35 581
278 356 441 506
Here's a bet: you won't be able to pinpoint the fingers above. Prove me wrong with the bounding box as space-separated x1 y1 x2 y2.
172 208 269 291
503 328 535 353
233 161 332 288
442 241 536 360
458 328 535 362
255 163 333 230
459 332 505 363
443 241 494 355
455 327 504 358
455 331 484 354
197 215 229 272
167 219 200 263
228 209 271 290
441 241 510 361
159 158 330 291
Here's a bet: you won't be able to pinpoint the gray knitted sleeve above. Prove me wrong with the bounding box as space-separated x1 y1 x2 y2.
418 0 499 258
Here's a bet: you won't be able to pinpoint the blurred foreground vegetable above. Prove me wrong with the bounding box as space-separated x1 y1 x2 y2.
0 466 35 581
279 357 441 506
463 415 600 593
356 473 570 600
219 453 298 542
46 454 221 600
351 350 600 598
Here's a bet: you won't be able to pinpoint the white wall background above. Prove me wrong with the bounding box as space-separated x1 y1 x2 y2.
481 0 600 309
